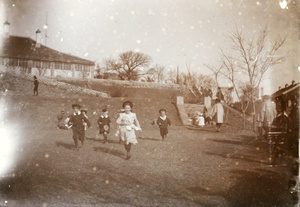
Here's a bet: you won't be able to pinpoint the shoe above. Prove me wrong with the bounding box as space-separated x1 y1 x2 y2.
125 155 131 160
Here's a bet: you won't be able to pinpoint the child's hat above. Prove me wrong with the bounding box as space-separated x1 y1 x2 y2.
159 109 166 113
102 109 108 112
72 104 82 109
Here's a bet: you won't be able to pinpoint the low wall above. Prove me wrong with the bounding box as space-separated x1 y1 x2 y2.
57 76 186 91
1 66 108 98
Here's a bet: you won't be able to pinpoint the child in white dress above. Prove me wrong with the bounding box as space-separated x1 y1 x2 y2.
196 112 205 127
116 101 141 160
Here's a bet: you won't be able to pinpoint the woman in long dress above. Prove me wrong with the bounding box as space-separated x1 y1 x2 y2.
116 101 141 160
210 98 224 132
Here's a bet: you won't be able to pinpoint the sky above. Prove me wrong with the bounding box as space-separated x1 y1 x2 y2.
0 0 299 94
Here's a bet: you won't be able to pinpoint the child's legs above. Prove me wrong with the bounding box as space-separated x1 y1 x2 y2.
160 128 168 139
216 123 222 128
78 130 85 144
33 87 38 95
124 143 132 152
73 132 79 147
124 143 132 158
103 132 108 141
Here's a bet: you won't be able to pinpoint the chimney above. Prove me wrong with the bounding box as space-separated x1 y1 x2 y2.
35 29 41 48
260 87 264 99
4 21 10 38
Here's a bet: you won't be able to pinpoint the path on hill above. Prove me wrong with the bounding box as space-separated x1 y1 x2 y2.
0 75 294 206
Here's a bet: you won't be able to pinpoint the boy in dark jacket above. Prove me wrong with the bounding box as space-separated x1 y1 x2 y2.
68 104 90 150
156 109 171 142
97 109 111 143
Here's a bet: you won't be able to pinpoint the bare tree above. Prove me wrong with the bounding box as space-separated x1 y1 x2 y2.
180 63 216 102
146 64 166 83
166 69 177 84
203 63 223 87
206 25 287 129
105 51 152 80
220 48 251 129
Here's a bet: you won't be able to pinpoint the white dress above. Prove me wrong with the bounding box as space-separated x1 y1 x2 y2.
116 112 140 145
197 116 205 126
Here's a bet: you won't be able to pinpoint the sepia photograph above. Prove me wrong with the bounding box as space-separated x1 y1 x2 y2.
0 0 299 206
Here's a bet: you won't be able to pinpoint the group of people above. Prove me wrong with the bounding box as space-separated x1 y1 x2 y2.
257 94 299 156
57 101 171 160
193 98 224 132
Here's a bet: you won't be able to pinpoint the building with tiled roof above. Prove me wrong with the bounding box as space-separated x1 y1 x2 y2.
0 23 95 78
272 81 299 108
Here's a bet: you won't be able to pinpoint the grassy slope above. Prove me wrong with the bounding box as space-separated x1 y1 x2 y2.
56 77 185 99
0 74 292 207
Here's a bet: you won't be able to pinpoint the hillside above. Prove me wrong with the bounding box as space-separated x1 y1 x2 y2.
0 73 293 206
1 73 183 128
55 77 199 101
1 73 253 131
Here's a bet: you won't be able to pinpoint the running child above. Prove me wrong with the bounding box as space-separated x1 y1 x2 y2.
97 109 111 143
68 104 91 150
156 109 171 141
116 101 141 160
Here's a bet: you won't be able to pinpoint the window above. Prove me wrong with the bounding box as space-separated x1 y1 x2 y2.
55 62 62 69
33 61 41 68
64 63 71 70
28 60 33 67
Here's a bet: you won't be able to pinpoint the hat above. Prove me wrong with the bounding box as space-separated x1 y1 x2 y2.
72 104 82 109
102 109 108 112
159 109 166 113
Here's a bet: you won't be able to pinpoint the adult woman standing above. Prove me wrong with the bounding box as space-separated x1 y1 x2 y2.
210 98 224 132
116 101 141 160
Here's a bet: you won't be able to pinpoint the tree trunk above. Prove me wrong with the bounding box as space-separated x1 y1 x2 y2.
252 100 256 131
225 104 229 124
242 111 246 129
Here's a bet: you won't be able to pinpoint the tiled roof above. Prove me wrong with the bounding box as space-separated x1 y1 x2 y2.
1 36 94 65
272 82 300 98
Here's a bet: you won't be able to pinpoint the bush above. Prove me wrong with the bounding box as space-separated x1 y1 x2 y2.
109 83 126 97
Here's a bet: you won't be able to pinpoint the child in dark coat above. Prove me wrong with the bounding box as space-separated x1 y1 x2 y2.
97 109 111 143
68 104 90 150
33 75 39 96
156 109 171 141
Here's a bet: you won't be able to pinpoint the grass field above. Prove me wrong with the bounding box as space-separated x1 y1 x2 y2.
0 74 294 206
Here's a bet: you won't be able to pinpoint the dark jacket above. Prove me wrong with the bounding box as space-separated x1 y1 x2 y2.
68 112 90 131
97 115 111 133
157 116 171 129
34 79 39 88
